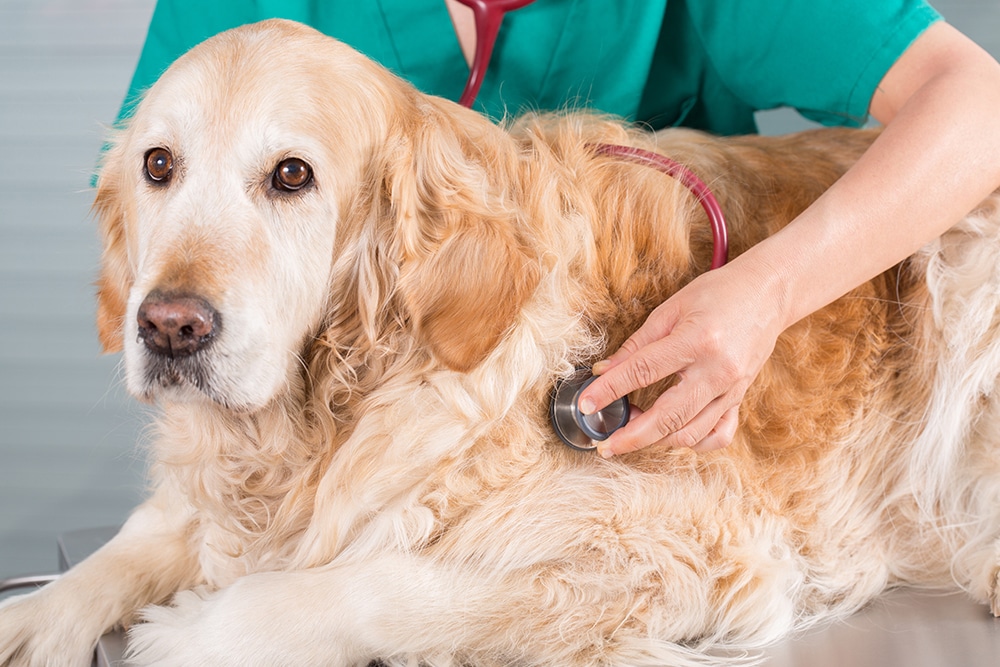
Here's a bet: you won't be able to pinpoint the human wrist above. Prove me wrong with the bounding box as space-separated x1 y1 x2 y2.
724 239 803 335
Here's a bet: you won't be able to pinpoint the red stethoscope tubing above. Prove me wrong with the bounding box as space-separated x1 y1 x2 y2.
454 0 729 269
591 144 729 270
454 0 538 108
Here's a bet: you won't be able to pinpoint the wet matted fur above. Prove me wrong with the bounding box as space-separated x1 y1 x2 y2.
3 19 1000 667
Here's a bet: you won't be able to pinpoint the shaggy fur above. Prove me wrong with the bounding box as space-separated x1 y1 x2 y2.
2 19 1000 667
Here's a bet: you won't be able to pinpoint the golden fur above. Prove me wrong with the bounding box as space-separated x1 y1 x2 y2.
3 19 1000 666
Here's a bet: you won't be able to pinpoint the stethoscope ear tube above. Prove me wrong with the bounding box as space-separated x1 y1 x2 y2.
455 0 539 108
550 367 631 451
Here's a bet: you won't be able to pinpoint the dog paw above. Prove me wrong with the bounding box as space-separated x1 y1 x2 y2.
126 589 214 666
127 575 359 667
127 585 299 667
0 591 95 667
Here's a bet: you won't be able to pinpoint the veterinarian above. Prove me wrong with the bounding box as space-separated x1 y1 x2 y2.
119 0 1000 457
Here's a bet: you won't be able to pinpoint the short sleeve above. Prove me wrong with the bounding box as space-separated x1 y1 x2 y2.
685 0 942 127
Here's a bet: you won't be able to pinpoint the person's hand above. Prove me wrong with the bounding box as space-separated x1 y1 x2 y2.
577 262 786 458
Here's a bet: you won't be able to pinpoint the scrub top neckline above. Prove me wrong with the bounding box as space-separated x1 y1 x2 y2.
375 0 473 105
374 0 568 116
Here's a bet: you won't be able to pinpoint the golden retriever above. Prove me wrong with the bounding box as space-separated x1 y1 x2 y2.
3 18 1000 667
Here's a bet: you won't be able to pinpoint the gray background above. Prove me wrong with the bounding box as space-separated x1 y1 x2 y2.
1 0 998 588
2 0 155 577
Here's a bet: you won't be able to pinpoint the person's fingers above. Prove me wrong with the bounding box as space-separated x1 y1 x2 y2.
579 335 694 416
597 375 729 457
592 300 681 375
691 404 739 452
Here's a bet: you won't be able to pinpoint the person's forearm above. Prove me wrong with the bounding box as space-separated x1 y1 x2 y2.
736 23 1000 332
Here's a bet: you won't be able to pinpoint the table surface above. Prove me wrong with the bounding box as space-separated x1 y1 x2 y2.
58 527 1000 667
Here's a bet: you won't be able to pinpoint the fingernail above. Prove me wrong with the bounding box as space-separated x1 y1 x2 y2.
592 360 610 374
578 397 596 415
598 444 614 459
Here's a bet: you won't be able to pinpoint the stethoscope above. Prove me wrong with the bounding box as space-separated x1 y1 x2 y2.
453 0 729 450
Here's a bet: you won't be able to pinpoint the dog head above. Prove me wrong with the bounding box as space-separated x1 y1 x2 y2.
94 19 539 411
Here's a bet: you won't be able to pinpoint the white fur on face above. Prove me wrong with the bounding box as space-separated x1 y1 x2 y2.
115 42 368 411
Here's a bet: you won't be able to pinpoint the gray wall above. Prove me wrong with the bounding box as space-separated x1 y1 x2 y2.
2 0 999 577
1 0 155 576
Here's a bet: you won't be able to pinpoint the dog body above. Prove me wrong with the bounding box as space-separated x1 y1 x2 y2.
3 19 1000 666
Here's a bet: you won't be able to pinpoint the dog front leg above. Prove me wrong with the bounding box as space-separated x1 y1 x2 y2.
126 552 540 667
125 551 703 667
0 491 200 667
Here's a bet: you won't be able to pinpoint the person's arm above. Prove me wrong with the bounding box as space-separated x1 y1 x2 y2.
580 21 1000 458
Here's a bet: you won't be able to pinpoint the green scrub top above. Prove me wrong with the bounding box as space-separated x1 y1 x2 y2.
119 0 941 135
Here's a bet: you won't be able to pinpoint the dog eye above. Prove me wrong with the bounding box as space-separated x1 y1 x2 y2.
272 158 313 192
144 148 173 184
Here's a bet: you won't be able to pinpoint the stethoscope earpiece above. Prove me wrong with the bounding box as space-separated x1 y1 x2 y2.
550 367 630 451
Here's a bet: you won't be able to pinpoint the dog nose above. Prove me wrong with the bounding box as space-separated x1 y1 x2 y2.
136 291 220 357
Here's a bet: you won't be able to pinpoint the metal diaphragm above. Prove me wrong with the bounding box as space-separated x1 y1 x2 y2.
550 367 631 451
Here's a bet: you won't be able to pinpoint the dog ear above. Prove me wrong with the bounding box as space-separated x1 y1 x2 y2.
92 146 134 354
386 102 540 373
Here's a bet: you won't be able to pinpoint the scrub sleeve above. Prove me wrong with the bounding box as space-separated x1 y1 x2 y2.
118 0 940 135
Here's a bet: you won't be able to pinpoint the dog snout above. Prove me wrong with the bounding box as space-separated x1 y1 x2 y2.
136 291 220 357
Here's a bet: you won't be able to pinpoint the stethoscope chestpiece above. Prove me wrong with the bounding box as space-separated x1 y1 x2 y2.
550 367 631 451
